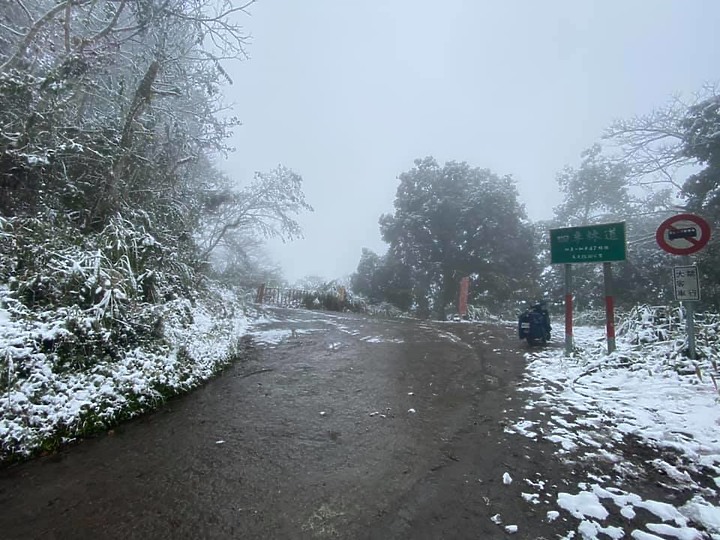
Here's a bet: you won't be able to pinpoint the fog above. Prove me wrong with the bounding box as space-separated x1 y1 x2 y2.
222 0 720 284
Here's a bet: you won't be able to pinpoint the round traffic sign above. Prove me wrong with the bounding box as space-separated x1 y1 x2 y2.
656 213 711 255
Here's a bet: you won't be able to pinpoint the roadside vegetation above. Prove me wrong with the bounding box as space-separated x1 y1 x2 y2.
0 1 311 463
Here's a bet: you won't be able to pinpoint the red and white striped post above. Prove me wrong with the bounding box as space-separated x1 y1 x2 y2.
564 264 573 355
603 262 616 354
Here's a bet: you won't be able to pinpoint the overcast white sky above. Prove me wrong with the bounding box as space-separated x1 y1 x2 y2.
222 0 720 284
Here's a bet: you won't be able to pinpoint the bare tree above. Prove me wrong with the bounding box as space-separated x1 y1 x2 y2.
603 85 719 193
198 165 314 261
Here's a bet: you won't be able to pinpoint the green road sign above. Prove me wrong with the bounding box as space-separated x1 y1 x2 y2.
550 222 627 264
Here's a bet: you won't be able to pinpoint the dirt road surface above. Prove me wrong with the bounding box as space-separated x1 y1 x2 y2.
0 309 649 538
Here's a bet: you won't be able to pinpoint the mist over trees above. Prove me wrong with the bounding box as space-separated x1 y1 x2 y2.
543 145 676 311
352 85 720 318
358 158 538 319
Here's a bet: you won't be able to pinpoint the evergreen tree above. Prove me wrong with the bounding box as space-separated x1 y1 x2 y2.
379 157 538 318
351 248 413 311
351 248 382 301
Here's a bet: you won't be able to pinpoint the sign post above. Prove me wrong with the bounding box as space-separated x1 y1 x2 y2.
603 262 616 353
656 213 711 361
551 222 626 356
564 264 573 355
677 259 699 359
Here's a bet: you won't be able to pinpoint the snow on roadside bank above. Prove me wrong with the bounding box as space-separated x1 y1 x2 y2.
512 311 720 538
0 285 256 462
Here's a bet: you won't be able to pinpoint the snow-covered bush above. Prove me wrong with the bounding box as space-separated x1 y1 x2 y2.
298 291 364 313
617 304 720 379
0 213 200 364
617 305 683 344
467 304 502 322
0 282 252 462
291 281 367 313
364 302 404 318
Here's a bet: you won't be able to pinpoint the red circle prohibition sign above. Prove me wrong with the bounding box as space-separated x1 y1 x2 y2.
656 213 711 255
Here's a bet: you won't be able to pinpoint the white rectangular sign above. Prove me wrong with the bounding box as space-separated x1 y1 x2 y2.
673 265 701 302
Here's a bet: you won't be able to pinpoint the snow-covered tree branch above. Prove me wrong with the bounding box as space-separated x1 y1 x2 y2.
198 165 314 261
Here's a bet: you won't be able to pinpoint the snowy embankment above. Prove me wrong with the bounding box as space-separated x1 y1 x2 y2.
0 285 258 463
512 305 720 539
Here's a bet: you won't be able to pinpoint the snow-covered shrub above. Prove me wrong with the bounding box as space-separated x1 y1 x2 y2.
617 305 683 345
616 304 720 379
296 284 366 313
365 302 404 318
0 212 201 371
467 304 501 321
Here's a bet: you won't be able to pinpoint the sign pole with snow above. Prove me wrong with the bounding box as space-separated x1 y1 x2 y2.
564 263 573 354
656 213 711 361
550 222 627 355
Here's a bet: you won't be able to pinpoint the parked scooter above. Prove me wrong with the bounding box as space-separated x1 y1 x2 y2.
518 303 551 346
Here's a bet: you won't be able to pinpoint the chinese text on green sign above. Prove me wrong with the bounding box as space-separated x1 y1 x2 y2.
550 222 627 264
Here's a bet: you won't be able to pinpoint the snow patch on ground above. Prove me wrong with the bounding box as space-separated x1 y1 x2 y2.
249 328 293 345
359 336 405 344
511 310 720 538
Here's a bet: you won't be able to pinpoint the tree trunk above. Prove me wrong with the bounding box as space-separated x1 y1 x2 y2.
88 60 160 227
437 269 456 321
